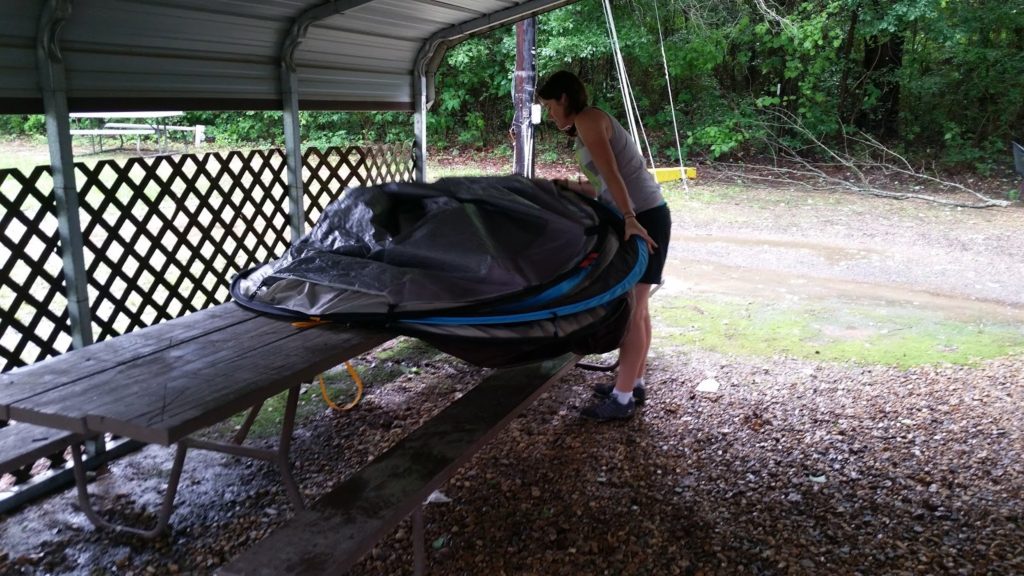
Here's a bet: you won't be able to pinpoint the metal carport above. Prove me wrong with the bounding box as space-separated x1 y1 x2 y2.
3 0 577 183
0 0 580 514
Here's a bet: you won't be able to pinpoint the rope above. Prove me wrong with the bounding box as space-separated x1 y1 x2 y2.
602 0 654 169
598 0 647 163
290 319 365 412
653 0 689 191
319 361 365 412
602 0 689 186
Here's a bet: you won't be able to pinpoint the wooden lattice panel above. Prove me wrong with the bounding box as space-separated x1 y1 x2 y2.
302 143 415 227
76 150 291 342
0 166 71 373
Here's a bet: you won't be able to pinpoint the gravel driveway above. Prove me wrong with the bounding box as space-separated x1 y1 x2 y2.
1 179 1021 575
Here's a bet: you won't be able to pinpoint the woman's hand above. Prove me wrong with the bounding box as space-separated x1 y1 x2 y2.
624 215 656 254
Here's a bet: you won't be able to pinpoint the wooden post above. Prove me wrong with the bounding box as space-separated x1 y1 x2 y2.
512 17 537 178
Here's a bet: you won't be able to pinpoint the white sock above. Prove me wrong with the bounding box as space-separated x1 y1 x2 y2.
611 388 633 405
634 377 645 389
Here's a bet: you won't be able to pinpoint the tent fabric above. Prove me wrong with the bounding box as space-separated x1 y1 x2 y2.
230 175 643 367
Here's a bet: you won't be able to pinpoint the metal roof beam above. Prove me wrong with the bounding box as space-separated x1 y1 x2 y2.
282 0 379 73
410 0 580 182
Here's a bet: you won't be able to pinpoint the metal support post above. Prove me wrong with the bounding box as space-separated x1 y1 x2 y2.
281 63 305 243
36 0 93 349
414 73 429 183
512 17 537 178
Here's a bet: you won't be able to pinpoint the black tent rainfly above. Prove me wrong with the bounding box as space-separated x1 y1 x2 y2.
230 176 646 367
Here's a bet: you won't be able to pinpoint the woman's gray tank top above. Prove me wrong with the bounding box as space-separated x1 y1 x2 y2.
575 108 664 213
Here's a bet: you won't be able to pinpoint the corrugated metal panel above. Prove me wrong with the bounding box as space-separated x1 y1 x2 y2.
0 0 571 113
57 0 291 109
0 0 42 102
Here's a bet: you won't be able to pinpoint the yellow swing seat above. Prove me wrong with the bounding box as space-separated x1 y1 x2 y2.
648 166 697 183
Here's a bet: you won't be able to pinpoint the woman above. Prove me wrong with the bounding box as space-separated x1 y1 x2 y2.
537 70 672 421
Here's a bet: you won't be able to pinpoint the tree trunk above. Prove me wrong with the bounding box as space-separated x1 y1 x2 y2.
859 34 903 141
837 7 859 123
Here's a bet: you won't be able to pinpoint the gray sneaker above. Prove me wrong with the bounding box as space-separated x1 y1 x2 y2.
593 382 646 405
581 395 635 421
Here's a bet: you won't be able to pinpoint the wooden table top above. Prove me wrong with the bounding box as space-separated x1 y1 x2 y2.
0 304 391 445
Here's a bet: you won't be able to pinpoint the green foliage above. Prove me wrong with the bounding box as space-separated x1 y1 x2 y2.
431 32 517 148
183 111 284 147
179 111 414 149
0 114 46 136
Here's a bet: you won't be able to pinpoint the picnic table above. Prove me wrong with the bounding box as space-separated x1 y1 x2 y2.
1 295 583 575
0 303 391 537
69 111 205 154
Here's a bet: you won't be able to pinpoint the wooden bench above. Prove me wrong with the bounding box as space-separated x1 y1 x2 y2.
0 422 145 515
0 423 80 479
218 352 578 576
0 303 392 537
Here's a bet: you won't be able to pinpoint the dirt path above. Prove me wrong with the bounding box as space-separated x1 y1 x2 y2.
664 230 1024 323
659 182 1024 339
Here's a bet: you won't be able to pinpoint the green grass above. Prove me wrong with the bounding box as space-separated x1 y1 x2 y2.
654 295 1024 368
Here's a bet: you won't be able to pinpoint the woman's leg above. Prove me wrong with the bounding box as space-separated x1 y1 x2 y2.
615 283 652 393
637 286 653 381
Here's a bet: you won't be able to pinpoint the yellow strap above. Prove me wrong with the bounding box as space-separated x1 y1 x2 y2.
292 317 329 329
319 360 364 412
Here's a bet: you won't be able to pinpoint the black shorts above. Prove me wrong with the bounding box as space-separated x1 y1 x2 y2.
635 203 671 285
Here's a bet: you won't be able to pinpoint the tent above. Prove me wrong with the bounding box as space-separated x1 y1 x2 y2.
231 176 645 367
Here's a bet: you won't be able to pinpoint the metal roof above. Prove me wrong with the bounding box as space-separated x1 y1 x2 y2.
2 0 577 113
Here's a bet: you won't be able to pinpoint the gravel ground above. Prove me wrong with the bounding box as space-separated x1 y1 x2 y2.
1 178 1022 575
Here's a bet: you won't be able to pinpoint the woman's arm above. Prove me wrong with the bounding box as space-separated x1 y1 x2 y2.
573 109 657 251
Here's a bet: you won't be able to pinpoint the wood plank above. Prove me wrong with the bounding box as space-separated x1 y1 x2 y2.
0 304 255 421
217 353 577 576
0 423 81 476
7 314 384 440
7 314 308 432
87 327 392 444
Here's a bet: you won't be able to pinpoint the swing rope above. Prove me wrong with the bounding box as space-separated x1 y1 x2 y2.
602 0 689 187
653 0 689 191
602 0 655 169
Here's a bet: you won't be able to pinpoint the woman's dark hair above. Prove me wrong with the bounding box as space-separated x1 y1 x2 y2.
537 70 589 115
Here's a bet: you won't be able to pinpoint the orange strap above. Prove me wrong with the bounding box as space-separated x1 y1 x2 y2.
319 361 364 412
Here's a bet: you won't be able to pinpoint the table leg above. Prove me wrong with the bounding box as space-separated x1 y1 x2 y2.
67 387 304 538
70 441 187 538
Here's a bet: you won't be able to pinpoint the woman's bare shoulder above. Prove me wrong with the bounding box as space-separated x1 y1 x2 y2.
574 107 611 136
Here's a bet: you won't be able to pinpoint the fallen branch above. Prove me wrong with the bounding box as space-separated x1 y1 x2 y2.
724 108 1011 209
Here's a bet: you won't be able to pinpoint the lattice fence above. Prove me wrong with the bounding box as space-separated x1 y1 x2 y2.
303 144 416 227
1 143 416 373
0 166 71 371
